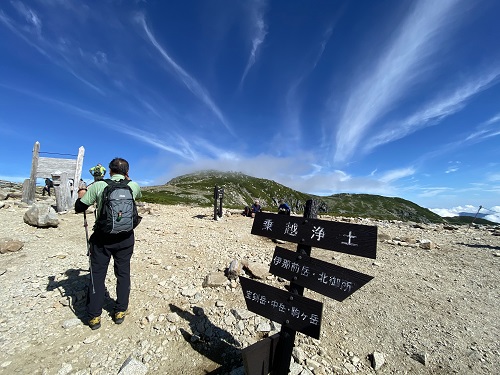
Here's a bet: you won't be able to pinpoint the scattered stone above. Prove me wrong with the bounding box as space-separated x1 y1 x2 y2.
202 272 228 287
0 239 24 254
241 260 270 279
256 322 271 332
378 232 391 241
292 346 306 363
289 361 303 375
83 334 100 344
181 287 198 297
166 313 180 323
231 309 255 320
56 363 72 375
412 352 429 365
62 318 82 329
118 356 148 375
227 259 242 280
371 351 385 370
419 239 434 250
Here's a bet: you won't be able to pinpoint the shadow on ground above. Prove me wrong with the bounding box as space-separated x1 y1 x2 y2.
169 303 243 374
46 268 115 323
457 242 500 251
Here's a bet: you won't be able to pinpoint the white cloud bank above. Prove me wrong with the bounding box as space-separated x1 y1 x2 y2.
430 205 500 223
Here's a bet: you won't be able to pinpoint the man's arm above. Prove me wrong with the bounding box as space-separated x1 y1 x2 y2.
74 188 90 213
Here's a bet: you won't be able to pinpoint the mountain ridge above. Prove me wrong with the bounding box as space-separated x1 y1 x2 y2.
140 171 497 225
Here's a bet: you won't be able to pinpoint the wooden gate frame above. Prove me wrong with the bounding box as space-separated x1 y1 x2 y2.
22 141 85 205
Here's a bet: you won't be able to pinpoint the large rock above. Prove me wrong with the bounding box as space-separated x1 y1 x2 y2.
23 203 59 228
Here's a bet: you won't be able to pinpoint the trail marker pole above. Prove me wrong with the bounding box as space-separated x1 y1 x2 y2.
213 186 224 220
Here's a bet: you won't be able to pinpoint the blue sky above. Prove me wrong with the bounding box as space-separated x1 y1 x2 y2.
1 0 500 222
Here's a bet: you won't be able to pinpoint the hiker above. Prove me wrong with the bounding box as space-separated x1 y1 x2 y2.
243 199 262 217
89 163 106 181
278 199 291 215
75 158 142 330
78 179 87 190
42 178 53 196
250 199 262 218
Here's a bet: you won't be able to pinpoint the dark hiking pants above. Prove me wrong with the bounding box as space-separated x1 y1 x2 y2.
86 231 134 318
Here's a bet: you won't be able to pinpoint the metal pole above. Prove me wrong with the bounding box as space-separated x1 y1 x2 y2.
273 199 318 375
466 205 482 233
83 211 95 294
214 186 218 220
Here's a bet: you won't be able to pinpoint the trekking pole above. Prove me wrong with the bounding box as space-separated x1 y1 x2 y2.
83 211 96 294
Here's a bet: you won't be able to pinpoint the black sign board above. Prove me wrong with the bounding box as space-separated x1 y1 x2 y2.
239 276 323 339
269 246 373 301
252 212 377 259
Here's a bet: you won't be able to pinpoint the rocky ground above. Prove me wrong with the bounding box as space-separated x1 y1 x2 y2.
0 187 499 375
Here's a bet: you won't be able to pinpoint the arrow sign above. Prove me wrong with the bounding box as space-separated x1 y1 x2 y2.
239 276 323 339
251 212 377 259
269 246 374 301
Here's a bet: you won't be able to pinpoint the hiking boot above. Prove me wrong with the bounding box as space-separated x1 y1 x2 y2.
114 311 126 324
88 316 101 330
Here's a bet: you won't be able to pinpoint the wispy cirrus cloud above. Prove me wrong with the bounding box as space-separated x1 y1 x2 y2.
0 4 105 94
333 0 462 165
284 25 334 149
365 69 500 152
464 112 500 142
10 0 42 36
239 0 268 88
136 13 234 136
0 83 200 160
378 167 416 183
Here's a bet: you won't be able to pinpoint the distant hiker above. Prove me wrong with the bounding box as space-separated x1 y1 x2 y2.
243 199 261 218
278 199 291 215
42 178 53 196
75 158 142 330
89 163 106 181
78 179 87 190
251 199 262 218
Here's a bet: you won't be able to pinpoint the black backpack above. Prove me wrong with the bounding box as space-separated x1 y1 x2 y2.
94 179 141 234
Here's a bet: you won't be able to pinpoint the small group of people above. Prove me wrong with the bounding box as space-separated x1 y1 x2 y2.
243 199 291 217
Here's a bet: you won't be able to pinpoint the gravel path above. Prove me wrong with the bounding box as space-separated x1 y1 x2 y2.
0 196 499 374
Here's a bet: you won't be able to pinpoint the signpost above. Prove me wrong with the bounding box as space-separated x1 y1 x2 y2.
269 246 373 302
251 212 377 259
240 200 378 375
240 276 323 339
213 186 224 220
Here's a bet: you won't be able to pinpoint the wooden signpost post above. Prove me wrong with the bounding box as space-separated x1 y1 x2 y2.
213 186 224 220
241 200 378 374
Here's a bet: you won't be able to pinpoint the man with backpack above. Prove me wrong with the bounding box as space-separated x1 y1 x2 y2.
89 163 106 181
75 158 142 330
